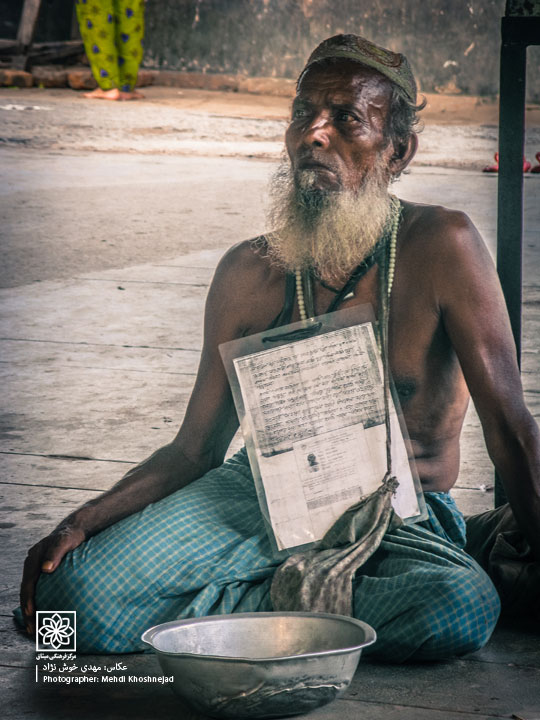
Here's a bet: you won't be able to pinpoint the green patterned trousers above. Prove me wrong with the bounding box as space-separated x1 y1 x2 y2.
75 0 145 91
17 448 500 660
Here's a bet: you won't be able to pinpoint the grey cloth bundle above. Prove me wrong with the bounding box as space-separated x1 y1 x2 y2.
271 476 402 616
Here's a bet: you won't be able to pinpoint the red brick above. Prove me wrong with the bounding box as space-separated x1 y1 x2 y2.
0 69 33 88
136 69 155 88
152 70 240 92
237 76 295 97
67 68 97 90
32 66 68 88
149 69 295 97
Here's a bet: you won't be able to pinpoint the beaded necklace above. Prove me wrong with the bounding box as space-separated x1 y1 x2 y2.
294 196 402 322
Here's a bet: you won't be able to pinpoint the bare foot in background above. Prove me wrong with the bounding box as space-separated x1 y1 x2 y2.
82 88 142 100
119 89 145 100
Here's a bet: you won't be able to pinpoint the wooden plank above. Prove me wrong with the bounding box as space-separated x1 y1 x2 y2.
0 338 200 376
0 40 17 52
155 248 225 269
468 621 540 668
13 0 42 69
0 454 131 492
1 44 84 68
1 363 192 458
0 665 516 720
0 651 537 720
348 656 540 716
28 43 83 65
16 0 41 49
0 279 206 350
80 263 214 286
315 699 513 720
0 40 83 57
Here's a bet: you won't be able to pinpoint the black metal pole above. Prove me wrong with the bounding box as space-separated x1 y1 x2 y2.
495 19 527 507
497 23 526 364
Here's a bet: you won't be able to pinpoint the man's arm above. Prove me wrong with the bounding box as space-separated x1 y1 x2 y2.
433 209 540 558
20 242 256 632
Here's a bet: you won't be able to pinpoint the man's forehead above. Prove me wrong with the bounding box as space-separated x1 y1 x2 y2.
296 60 393 106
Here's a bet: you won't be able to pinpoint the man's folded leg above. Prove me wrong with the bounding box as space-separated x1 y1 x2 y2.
32 448 277 653
352 493 501 662
29 466 500 660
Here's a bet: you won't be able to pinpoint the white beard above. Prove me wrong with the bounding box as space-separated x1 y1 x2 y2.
265 160 392 286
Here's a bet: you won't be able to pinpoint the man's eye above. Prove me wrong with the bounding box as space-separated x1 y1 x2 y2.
292 107 308 119
335 110 357 122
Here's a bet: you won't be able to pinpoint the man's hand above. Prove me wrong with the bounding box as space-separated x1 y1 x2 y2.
20 524 86 635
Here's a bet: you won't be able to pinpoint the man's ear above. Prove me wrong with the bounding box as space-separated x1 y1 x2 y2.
389 133 418 176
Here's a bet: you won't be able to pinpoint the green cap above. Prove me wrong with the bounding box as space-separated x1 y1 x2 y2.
299 34 417 104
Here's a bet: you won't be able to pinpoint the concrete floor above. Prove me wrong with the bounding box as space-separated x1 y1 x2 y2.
1 86 540 719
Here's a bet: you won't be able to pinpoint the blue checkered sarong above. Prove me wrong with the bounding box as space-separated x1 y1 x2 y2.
24 447 500 660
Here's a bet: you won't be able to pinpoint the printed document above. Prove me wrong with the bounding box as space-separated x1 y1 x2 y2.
233 322 421 551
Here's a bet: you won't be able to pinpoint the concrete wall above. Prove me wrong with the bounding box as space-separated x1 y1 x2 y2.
3 0 539 99
143 0 540 100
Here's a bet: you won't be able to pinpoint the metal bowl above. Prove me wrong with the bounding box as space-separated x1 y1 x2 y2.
141 612 376 719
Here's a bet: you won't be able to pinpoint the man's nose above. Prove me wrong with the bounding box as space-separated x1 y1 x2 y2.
302 111 331 148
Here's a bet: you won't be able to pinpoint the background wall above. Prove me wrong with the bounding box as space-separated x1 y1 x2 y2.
0 0 74 43
142 0 539 99
4 0 540 100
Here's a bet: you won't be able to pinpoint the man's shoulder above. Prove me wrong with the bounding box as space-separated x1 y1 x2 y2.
213 236 277 286
208 236 281 307
397 200 497 305
218 236 268 269
402 200 475 239
400 200 484 260
205 237 285 336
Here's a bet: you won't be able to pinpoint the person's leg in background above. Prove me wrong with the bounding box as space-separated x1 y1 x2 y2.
115 0 145 98
75 0 145 100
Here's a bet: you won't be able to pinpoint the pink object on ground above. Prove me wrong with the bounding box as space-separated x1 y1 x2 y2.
483 152 499 173
482 153 535 173
530 151 540 174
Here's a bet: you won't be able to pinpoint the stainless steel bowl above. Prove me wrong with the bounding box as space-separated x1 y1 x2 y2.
141 612 376 719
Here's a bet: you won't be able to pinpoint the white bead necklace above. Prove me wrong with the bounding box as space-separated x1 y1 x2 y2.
295 197 401 321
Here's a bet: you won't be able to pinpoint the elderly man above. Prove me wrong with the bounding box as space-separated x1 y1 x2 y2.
19 35 540 661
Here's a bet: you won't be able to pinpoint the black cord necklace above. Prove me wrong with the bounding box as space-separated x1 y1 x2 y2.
321 240 386 314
